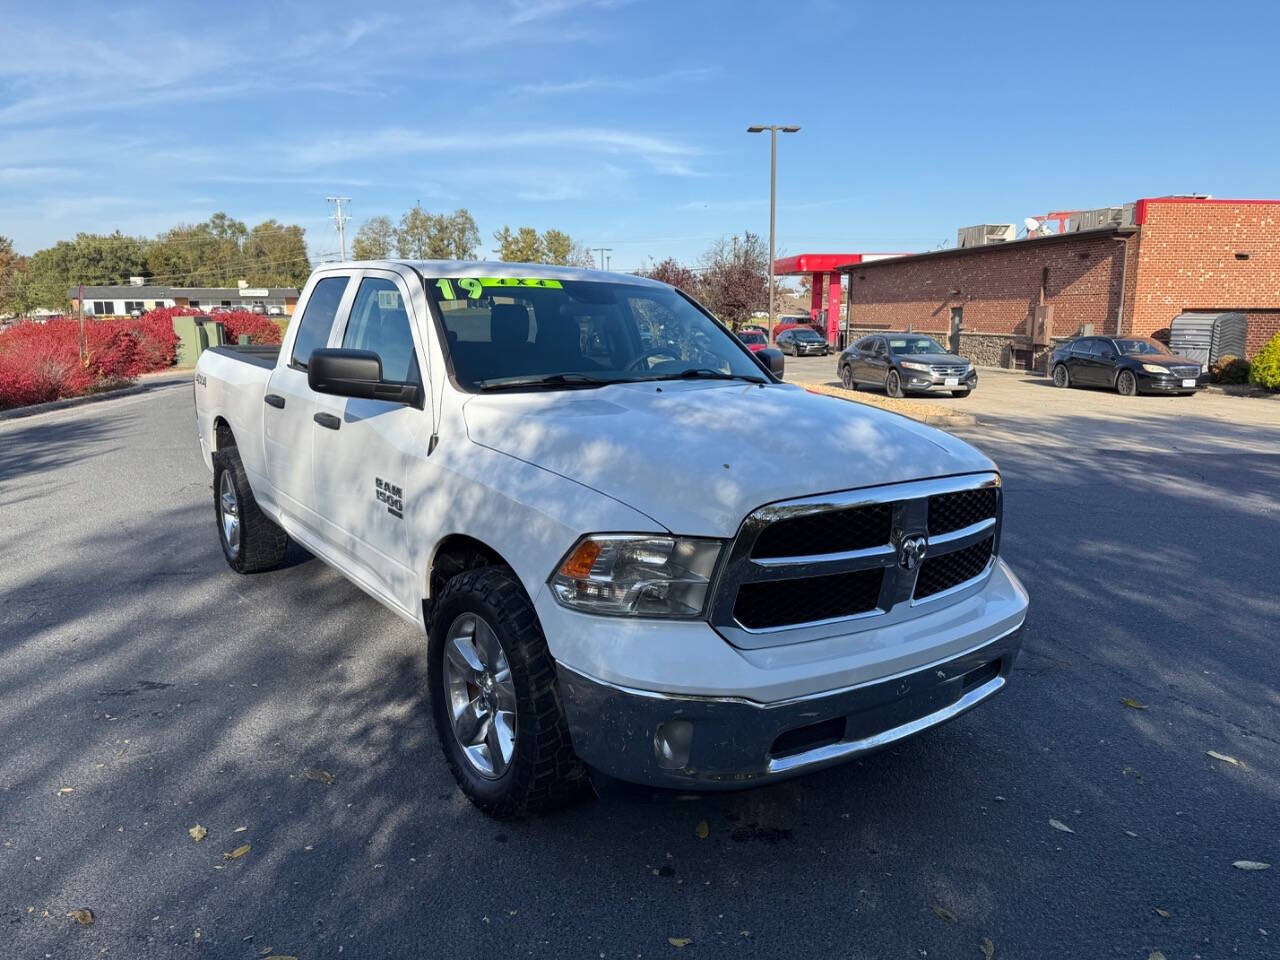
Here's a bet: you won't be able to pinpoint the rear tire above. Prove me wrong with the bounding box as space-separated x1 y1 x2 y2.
1052 364 1070 388
428 567 587 819
1116 369 1138 397
212 447 288 574
885 369 905 398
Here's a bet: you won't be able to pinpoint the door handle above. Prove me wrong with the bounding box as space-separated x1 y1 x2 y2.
313 412 341 430
264 393 286 409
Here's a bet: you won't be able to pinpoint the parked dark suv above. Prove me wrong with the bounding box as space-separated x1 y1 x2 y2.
776 326 831 356
1050 336 1202 396
838 333 978 398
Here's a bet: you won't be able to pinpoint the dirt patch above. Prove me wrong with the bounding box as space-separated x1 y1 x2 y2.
792 381 977 427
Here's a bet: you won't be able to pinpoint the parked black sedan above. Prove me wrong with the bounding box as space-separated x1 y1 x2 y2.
776 326 831 356
1050 336 1202 396
837 333 978 398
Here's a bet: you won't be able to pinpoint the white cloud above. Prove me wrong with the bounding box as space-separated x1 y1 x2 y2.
511 66 713 96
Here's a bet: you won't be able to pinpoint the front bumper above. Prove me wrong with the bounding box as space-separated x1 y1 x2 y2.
794 344 830 355
557 623 1023 789
902 369 979 394
1137 370 1201 393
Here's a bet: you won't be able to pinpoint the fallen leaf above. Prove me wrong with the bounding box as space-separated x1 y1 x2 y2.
1207 751 1240 766
1049 818 1075 834
1154 908 1171 918
1120 698 1147 710
668 937 692 948
188 824 207 843
57 787 74 796
233 826 248 833
1122 766 1144 781
1232 860 1270 871
304 768 334 785
981 936 995 959
224 843 251 861
1124 830 1139 838
66 909 94 925
695 820 709 840
931 905 958 924
1149 952 1167 960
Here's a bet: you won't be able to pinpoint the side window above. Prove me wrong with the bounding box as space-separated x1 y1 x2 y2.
290 275 350 370
854 336 873 351
342 277 419 383
873 338 888 356
1072 338 1094 356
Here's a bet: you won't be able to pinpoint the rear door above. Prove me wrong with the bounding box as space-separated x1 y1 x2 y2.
866 337 891 385
262 273 353 526
311 269 432 610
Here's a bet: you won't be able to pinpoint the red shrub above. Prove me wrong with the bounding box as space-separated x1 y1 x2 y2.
217 311 284 345
0 310 182 409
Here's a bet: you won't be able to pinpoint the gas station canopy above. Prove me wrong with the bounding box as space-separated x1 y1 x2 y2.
773 253 910 343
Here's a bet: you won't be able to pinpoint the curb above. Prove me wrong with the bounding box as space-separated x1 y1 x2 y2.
0 376 189 422
794 381 978 428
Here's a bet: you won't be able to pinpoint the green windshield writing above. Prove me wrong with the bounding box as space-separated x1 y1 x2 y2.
435 277 563 299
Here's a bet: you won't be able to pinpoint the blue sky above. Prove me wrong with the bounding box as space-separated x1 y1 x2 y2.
2 0 1278 270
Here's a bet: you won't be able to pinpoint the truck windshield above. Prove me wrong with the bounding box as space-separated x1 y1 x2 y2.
425 276 768 390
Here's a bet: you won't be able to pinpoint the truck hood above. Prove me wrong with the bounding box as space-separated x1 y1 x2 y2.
463 381 994 537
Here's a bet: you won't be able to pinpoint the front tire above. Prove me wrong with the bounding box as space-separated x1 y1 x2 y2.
885 369 905 398
428 567 586 819
1052 364 1070 388
212 447 288 574
840 364 856 390
1116 369 1138 397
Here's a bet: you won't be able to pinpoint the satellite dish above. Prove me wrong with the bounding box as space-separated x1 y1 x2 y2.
1023 217 1041 233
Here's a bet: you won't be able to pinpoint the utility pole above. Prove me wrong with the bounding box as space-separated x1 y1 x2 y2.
326 197 352 261
746 125 800 341
77 282 85 363
605 254 611 271
592 247 612 271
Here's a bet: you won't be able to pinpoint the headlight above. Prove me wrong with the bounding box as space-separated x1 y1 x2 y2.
551 535 722 618
900 361 931 372
1141 363 1170 374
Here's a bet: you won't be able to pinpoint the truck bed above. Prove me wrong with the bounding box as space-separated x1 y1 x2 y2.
206 344 280 370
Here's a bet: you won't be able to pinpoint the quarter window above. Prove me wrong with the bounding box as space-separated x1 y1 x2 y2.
290 276 350 370
342 277 419 383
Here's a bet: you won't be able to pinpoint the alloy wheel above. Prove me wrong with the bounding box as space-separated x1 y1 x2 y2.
443 613 518 779
218 470 240 558
1053 365 1069 388
1117 370 1137 396
840 366 854 389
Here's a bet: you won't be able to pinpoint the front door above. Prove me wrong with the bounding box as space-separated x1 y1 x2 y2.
312 271 432 611
263 274 353 527
949 308 964 354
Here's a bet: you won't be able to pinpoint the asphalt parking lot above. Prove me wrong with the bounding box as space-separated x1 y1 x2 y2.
2 379 1277 959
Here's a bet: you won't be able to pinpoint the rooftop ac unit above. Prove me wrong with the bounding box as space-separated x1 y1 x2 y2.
1069 204 1136 232
128 276 146 286
957 224 1016 248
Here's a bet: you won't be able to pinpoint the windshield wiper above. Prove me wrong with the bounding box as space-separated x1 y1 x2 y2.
475 373 618 391
647 368 766 384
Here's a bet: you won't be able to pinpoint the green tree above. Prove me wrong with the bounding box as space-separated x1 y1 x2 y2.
244 220 310 287
147 213 248 286
492 226 595 266
493 226 546 262
396 207 480 260
0 235 22 313
352 216 396 260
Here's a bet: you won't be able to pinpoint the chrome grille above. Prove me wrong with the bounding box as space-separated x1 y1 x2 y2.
929 364 968 377
709 473 1001 649
1169 365 1199 378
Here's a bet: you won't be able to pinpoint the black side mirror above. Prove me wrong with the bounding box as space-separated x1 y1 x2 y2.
758 347 785 377
308 348 423 407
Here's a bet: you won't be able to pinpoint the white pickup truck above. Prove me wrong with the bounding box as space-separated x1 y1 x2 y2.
194 260 1028 818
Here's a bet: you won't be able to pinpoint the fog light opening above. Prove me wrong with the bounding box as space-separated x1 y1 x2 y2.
653 719 694 770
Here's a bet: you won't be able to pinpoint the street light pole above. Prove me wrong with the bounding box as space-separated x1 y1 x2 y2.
747 125 800 342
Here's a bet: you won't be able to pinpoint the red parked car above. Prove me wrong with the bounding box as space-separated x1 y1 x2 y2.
738 329 769 353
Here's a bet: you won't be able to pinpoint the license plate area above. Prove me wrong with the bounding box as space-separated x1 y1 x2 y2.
1182 378 1196 387
944 377 959 387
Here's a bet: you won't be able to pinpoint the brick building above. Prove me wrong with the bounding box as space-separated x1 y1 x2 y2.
838 197 1280 369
